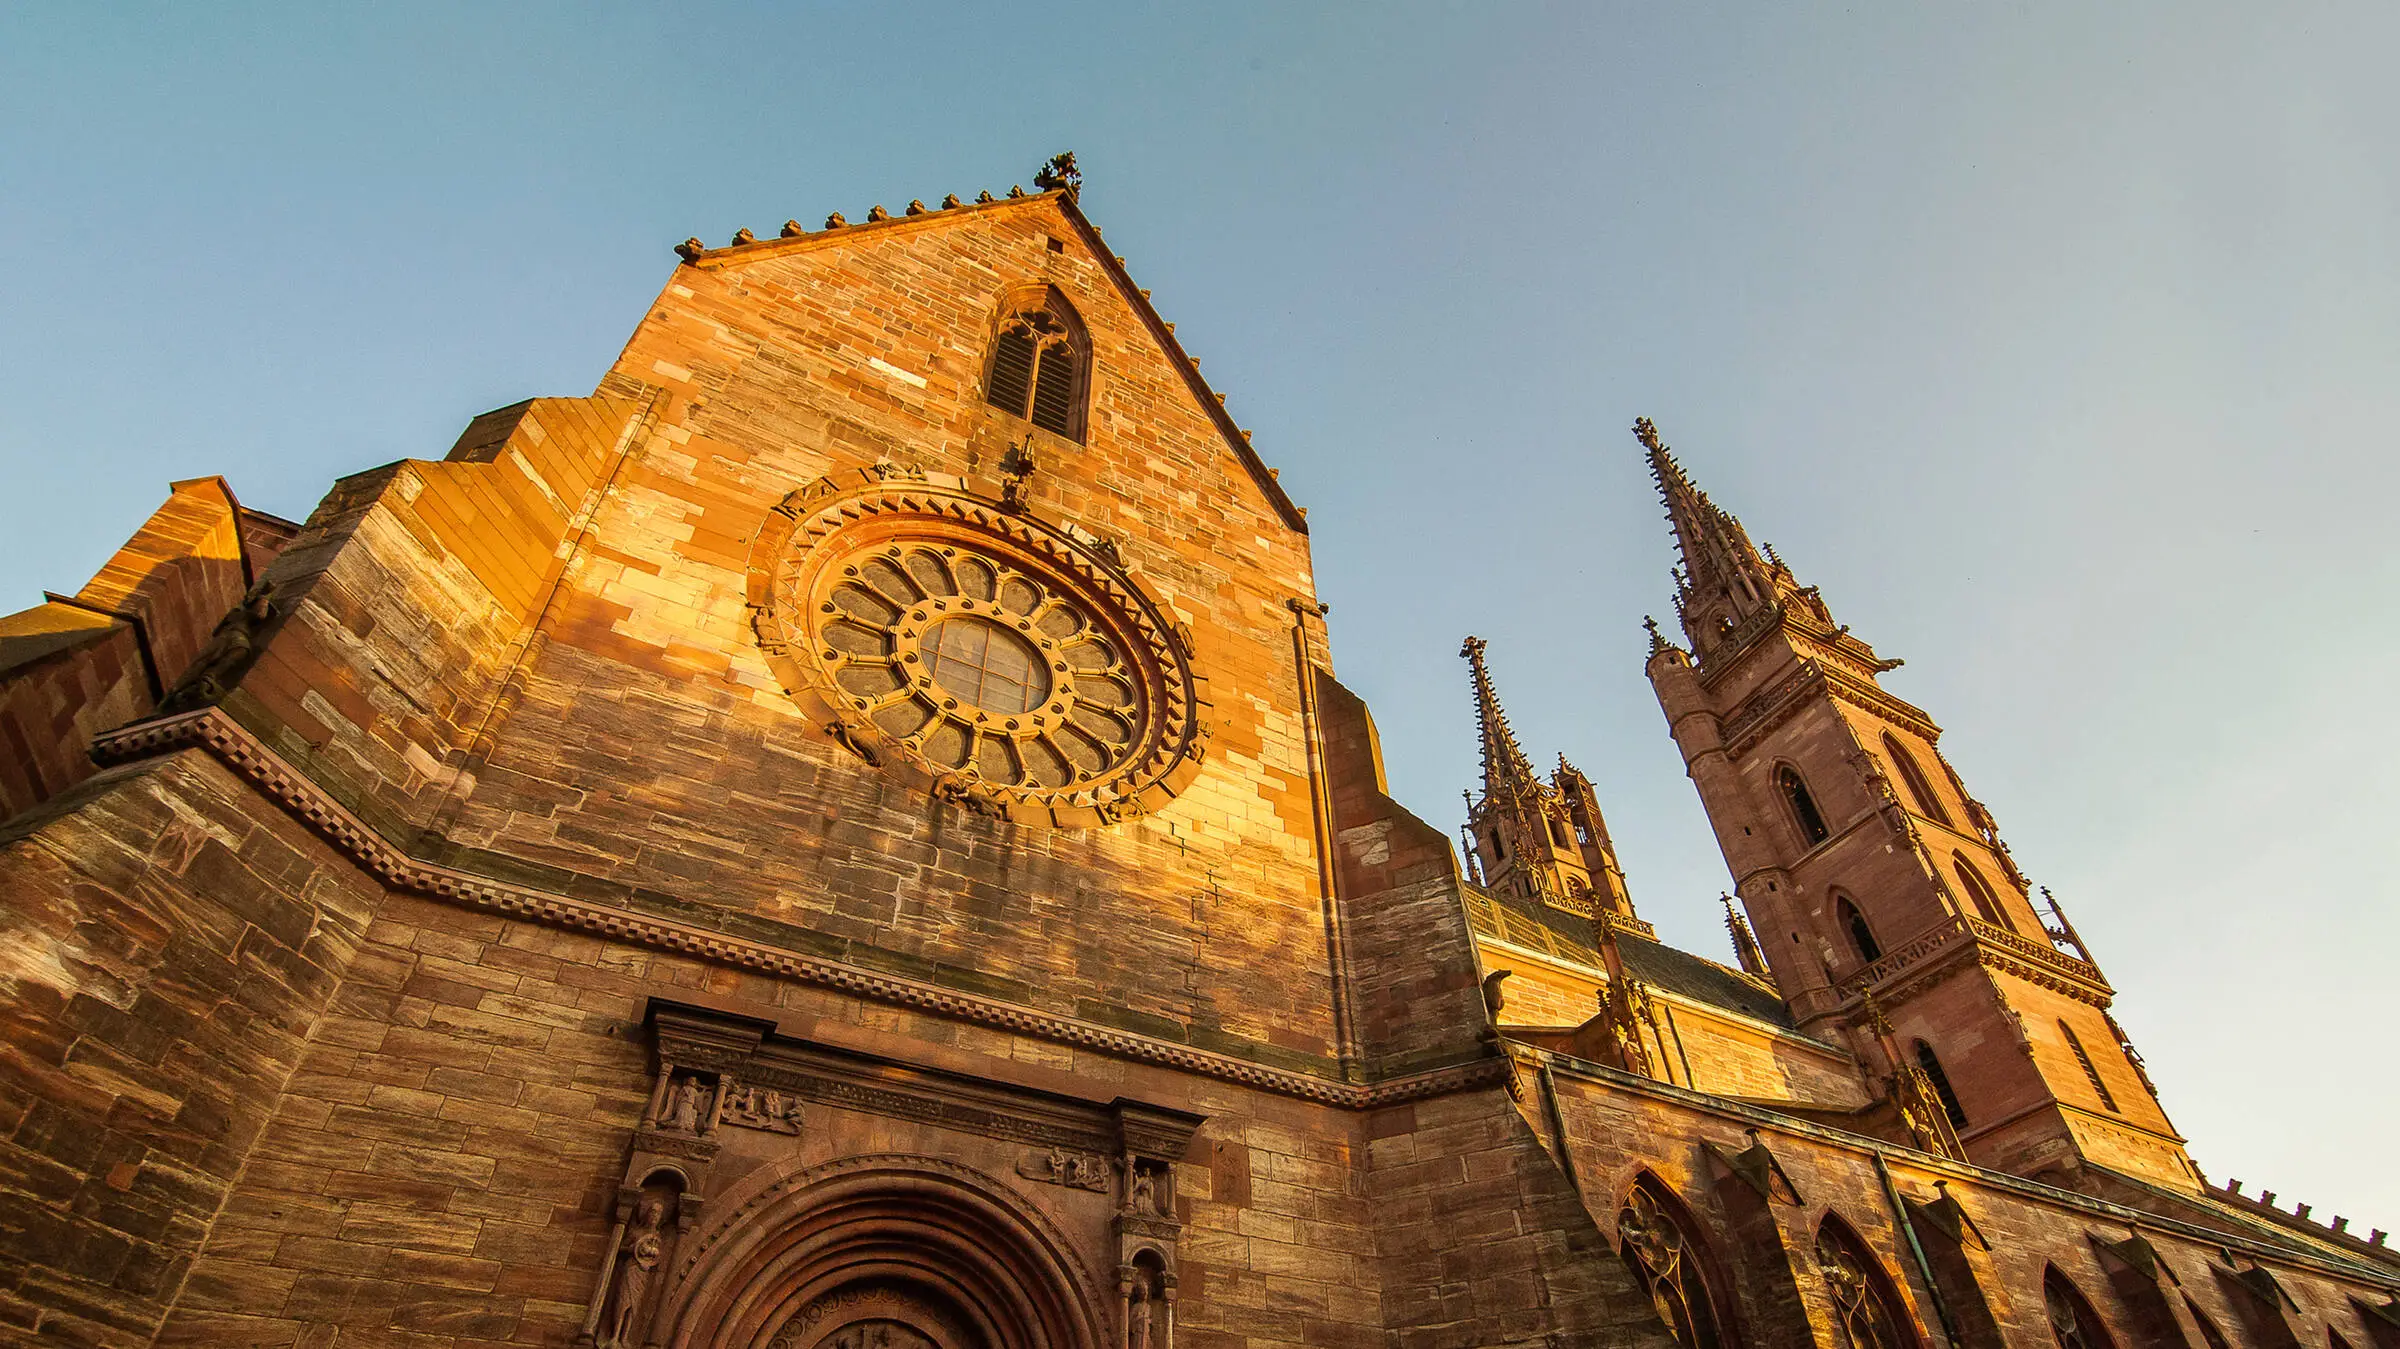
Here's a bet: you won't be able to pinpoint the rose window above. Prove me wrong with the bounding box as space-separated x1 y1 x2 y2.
748 466 1208 828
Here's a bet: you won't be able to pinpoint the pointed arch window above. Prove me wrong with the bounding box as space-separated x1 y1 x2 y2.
2044 1268 2117 1349
1617 1176 1727 1349
1883 733 1953 827
2058 1020 2120 1112
1780 766 1831 847
1838 896 1881 963
1814 1218 1912 1349
984 289 1089 441
1913 1040 1968 1130
2183 1298 2233 1349
1951 853 2007 928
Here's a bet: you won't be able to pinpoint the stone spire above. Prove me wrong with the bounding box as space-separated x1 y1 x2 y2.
1461 636 1539 808
1723 894 1769 978
1636 417 1779 648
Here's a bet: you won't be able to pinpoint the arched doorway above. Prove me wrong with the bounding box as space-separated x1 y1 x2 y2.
657 1156 1109 1349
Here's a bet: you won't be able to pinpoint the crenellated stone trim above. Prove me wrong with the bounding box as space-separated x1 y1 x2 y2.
88 708 1512 1110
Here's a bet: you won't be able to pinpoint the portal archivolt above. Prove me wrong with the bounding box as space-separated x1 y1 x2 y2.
655 1157 1106 1349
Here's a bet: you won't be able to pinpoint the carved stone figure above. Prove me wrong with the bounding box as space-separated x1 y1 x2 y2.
598 1195 667 1349
158 581 277 713
668 1076 706 1133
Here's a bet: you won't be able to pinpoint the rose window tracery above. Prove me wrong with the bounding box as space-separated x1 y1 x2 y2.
749 466 1208 828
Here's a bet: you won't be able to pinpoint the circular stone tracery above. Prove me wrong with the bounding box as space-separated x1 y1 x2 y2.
747 467 1208 828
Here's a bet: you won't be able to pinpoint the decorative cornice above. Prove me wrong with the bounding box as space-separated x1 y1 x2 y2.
1720 660 1825 759
1839 914 2113 1012
1819 662 1942 743
89 708 1510 1110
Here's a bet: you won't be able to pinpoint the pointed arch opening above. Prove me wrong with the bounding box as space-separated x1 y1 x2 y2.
2044 1266 2119 1349
1951 853 2007 929
1912 1040 1968 1130
2058 1020 2120 1113
1617 1173 1737 1349
984 287 1090 442
1779 765 1831 848
2184 1297 2234 1349
1813 1215 1919 1349
1837 895 1882 964
1883 733 1953 827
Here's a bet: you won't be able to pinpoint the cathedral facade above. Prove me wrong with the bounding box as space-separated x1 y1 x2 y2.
1 162 2393 1349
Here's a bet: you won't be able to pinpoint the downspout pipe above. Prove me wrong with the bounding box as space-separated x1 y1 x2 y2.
1874 1151 1962 1349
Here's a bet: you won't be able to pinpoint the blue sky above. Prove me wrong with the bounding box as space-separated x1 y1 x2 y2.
4 5 2395 1231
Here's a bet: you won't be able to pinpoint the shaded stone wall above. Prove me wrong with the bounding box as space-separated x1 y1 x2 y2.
0 754 378 1344
1536 1050 2400 1349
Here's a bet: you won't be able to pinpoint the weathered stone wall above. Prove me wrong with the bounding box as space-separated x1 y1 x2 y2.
0 478 279 820
0 753 378 1345
349 198 1353 1071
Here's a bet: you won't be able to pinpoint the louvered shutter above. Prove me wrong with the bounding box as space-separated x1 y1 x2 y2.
1029 346 1078 436
986 328 1036 417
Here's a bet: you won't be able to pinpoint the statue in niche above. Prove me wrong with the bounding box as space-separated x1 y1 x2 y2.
1122 1157 1165 1217
668 1076 706 1133
1128 1271 1156 1349
598 1195 667 1349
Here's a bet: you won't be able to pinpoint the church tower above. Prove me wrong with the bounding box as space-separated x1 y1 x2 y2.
1461 636 1645 936
1635 418 2196 1190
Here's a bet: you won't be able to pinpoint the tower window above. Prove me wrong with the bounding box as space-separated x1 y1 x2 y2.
1952 854 2007 929
1883 732 1953 827
1489 829 1506 861
1779 766 1831 847
984 288 1089 441
1550 817 1571 847
1914 1040 1968 1129
2058 1020 2120 1112
1838 896 1881 963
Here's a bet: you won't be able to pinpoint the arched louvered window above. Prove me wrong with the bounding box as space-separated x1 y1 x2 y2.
1883 732 1953 827
1780 766 1831 847
1617 1175 1727 1349
1814 1217 1913 1349
984 288 1089 440
1913 1040 1968 1129
1838 896 1881 963
1951 853 2006 928
2043 1267 2117 1349
2058 1020 2120 1113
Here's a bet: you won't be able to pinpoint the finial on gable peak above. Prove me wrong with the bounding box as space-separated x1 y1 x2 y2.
1034 151 1082 198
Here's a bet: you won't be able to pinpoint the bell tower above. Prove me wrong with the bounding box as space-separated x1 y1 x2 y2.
1460 637 1645 936
1634 418 2196 1190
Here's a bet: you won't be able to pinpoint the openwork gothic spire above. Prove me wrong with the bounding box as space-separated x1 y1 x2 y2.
1637 417 1780 648
1461 636 1540 808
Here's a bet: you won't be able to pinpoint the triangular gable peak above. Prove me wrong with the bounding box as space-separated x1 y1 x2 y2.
673 189 1307 534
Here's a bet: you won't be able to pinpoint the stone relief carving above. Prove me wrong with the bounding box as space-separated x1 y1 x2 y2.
1019 1146 1112 1192
720 1082 804 1134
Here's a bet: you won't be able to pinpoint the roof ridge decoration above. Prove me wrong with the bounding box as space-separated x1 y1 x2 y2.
667 159 1306 534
